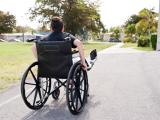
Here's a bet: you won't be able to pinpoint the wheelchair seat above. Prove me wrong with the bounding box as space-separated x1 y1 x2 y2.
36 40 73 78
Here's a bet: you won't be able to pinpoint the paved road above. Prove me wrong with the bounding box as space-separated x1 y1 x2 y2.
1 44 160 120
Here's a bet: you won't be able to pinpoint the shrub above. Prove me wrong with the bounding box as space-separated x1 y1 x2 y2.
137 35 150 47
123 37 133 43
150 34 157 50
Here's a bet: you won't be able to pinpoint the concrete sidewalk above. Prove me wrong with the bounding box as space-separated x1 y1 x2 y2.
99 43 145 54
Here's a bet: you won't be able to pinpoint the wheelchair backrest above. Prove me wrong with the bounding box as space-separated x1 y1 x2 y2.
36 40 73 79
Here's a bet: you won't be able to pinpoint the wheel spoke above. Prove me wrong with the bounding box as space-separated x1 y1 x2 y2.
39 79 49 97
72 66 82 110
25 82 36 86
41 87 47 93
66 64 88 114
79 88 85 92
71 90 77 110
80 72 85 85
72 90 76 102
37 88 42 102
33 89 38 106
77 70 81 81
68 87 76 93
77 90 83 105
26 87 36 99
30 69 37 83
21 62 52 110
80 78 84 86
71 78 76 85
43 83 49 91
75 93 79 110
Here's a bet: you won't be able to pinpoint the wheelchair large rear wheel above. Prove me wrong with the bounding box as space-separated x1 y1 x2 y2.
66 62 88 115
21 62 51 110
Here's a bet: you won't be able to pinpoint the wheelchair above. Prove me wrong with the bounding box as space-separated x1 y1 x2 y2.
21 40 97 115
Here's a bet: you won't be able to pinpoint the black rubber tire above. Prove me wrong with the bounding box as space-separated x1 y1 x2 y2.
21 62 51 110
66 62 88 115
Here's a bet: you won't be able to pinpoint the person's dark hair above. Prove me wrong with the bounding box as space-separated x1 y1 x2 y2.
51 16 63 32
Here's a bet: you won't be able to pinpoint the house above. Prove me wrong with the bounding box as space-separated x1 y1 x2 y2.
102 32 113 41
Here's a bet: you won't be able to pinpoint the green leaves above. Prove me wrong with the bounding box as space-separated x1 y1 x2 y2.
0 11 16 34
124 8 158 39
29 0 104 35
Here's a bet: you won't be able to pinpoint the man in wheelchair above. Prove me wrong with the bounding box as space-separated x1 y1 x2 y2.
32 16 87 70
21 16 97 115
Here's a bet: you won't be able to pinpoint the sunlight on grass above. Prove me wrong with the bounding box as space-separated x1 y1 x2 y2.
121 43 153 51
0 43 35 91
83 42 115 56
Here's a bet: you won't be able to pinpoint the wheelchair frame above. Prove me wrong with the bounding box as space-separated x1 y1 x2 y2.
21 41 97 115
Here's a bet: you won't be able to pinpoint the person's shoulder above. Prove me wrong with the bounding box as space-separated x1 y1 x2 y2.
45 32 56 40
63 32 76 38
63 32 71 36
63 32 75 36
48 32 55 36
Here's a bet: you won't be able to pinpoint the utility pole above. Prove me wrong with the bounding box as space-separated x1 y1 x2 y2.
22 28 24 42
157 0 160 51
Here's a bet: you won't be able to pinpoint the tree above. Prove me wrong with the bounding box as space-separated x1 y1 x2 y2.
110 27 121 39
37 22 50 32
135 19 148 36
123 14 141 41
123 8 158 43
138 8 158 35
124 24 136 37
15 26 27 33
15 25 36 33
0 11 16 34
29 0 104 35
124 14 142 27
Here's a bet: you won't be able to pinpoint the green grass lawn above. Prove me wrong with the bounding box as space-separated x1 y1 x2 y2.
0 43 35 90
83 42 115 55
121 43 154 51
0 42 115 91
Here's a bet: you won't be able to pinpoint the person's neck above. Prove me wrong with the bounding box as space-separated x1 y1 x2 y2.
54 31 62 33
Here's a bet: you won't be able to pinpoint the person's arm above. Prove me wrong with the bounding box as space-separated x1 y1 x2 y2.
73 39 87 70
32 43 37 59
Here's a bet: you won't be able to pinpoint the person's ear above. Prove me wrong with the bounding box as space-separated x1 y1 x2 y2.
51 27 54 32
62 25 64 32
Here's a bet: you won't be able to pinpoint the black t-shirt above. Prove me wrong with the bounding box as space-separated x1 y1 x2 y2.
44 32 76 48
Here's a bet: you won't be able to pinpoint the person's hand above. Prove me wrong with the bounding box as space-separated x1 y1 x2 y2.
81 61 87 71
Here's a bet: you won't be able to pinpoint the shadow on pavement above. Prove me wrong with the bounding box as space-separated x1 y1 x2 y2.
22 94 100 120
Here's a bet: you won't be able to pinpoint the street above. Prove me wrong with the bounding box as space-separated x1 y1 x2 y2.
1 44 160 120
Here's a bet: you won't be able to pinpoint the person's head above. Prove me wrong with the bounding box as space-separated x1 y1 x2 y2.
51 16 64 32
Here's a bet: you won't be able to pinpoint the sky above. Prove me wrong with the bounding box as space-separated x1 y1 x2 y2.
100 0 159 28
0 0 159 29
